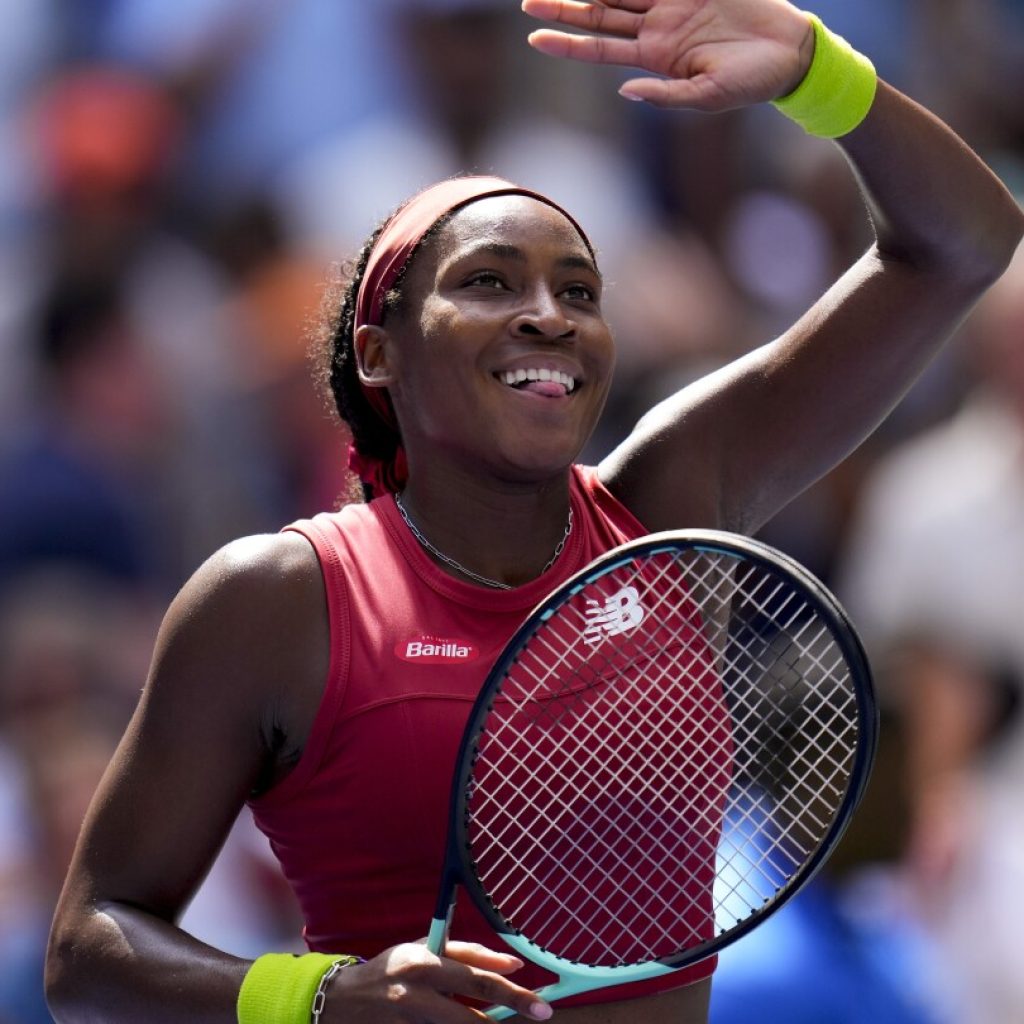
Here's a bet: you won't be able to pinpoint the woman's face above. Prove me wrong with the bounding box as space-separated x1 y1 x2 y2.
384 195 615 482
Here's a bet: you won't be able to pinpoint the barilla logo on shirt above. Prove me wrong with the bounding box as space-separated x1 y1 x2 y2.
396 634 480 664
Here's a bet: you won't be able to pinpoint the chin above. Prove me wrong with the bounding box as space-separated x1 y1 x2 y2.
494 442 584 482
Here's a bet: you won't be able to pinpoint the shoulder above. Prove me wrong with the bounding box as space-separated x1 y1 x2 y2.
173 531 323 621
217 529 321 582
152 532 328 717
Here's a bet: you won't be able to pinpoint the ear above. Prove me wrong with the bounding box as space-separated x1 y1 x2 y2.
353 324 398 388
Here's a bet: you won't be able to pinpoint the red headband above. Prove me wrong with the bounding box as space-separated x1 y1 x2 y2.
348 176 591 498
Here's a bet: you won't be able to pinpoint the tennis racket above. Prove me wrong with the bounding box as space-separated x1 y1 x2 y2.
426 529 877 1018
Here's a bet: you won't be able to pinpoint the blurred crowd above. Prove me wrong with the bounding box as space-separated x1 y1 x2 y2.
0 1 1021 1022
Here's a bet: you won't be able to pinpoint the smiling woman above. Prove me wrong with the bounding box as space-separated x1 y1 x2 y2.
43 2 1024 1024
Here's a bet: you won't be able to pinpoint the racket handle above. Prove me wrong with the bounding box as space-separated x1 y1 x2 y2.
425 911 451 956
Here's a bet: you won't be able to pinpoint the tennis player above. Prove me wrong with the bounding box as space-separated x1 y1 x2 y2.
45 1 1022 1023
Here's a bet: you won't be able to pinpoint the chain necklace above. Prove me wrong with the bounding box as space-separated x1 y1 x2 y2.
394 491 573 591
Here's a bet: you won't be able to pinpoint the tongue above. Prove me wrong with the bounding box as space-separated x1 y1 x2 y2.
522 380 565 397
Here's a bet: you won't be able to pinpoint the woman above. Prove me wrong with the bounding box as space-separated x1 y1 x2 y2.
45 1 1023 1022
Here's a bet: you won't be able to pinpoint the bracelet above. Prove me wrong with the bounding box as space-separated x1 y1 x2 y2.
237 952 361 1024
772 13 877 138
311 956 361 1024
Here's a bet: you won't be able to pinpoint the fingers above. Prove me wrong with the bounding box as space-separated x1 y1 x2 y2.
442 941 525 975
363 943 552 1022
619 74 728 110
596 0 655 11
439 959 552 1021
524 0 815 109
527 27 640 66
521 0 645 36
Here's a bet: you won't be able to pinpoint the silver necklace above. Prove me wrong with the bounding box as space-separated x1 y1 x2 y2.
394 491 573 590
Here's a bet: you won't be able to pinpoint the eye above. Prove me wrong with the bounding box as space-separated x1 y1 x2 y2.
562 282 598 303
464 271 507 290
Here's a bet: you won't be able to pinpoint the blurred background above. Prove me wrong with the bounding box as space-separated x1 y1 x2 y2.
0 1 1021 1021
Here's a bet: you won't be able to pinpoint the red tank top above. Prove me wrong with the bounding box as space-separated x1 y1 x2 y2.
249 465 716 1005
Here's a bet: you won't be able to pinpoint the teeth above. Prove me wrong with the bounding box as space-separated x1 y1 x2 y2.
500 369 577 393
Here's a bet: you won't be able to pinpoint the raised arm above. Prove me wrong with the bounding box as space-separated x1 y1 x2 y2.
523 0 1024 534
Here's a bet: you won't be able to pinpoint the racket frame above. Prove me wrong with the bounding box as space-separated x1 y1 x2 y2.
427 529 878 1011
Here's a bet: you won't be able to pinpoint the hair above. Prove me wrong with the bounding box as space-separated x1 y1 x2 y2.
310 211 454 503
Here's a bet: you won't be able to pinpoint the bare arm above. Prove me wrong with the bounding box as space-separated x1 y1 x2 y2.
45 534 551 1023
44 533 326 1022
523 0 1024 533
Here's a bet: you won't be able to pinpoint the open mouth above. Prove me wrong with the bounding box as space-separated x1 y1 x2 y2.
498 368 577 397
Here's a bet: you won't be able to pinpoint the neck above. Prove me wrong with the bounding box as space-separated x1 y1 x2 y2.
396 468 574 588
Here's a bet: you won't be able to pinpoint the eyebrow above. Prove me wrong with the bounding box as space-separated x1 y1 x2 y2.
454 242 602 278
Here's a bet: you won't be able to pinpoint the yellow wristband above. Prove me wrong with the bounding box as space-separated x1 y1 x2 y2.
237 953 358 1024
772 13 877 138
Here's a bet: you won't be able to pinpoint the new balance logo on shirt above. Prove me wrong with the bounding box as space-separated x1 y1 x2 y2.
583 585 646 644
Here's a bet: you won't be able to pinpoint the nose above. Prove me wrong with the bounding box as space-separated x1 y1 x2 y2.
510 285 575 340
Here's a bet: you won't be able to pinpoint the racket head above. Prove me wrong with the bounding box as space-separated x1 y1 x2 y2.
435 529 877 988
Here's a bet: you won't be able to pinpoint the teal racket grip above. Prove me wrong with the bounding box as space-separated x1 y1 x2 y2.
486 933 676 1019
426 914 449 956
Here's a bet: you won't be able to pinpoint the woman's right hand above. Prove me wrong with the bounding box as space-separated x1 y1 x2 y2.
522 0 815 111
325 941 553 1022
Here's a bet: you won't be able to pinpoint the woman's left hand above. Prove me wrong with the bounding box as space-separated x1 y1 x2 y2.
522 0 815 110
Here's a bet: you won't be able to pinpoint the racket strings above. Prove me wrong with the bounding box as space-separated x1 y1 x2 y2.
474 650 724 939
472 680 726 957
483 609 733 850
465 550 860 966
475 576 835 957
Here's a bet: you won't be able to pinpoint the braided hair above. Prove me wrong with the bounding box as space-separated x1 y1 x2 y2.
311 213 454 503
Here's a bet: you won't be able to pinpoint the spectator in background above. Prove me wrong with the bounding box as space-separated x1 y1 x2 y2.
914 0 1024 194
838 240 1024 1024
0 0 68 437
96 0 403 206
1 66 292 583
204 198 352 518
0 257 281 597
0 273 170 591
1 64 188 435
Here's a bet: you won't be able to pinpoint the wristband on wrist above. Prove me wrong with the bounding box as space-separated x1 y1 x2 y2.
237 952 361 1024
772 13 877 138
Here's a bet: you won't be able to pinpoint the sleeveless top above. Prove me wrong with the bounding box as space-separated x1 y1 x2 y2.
248 465 717 1005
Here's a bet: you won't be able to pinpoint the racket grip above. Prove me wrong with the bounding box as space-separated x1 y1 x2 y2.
425 912 451 956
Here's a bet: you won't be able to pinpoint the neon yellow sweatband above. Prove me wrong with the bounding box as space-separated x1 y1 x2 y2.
237 953 358 1024
772 13 877 138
